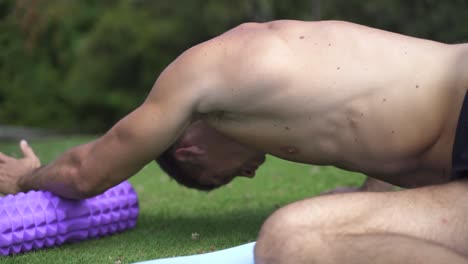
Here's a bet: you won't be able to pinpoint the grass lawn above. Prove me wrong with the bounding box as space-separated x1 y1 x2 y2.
0 136 365 264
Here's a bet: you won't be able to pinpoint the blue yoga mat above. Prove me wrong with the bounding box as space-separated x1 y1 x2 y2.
134 242 256 264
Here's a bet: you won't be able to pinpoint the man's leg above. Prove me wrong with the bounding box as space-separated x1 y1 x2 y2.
360 177 395 192
321 177 394 195
255 179 468 263
256 232 467 264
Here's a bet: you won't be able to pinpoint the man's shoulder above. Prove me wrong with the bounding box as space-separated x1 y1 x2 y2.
148 21 308 113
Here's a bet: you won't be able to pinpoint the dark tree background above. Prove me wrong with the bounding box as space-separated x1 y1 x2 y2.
1 0 467 132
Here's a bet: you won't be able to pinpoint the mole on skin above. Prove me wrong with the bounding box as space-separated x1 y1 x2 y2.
281 146 299 154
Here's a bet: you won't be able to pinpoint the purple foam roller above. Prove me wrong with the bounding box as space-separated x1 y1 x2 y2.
0 181 139 255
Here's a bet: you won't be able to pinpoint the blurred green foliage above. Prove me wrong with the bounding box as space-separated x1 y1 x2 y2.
1 0 467 132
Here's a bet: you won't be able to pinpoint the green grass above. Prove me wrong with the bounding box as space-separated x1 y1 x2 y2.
0 137 365 264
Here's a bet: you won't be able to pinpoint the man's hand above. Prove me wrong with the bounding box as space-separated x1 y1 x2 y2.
0 140 41 194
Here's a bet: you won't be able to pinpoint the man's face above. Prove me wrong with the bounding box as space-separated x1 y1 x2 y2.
194 145 266 187
175 121 266 187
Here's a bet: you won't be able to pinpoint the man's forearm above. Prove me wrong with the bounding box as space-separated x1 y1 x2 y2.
18 164 82 199
18 144 93 199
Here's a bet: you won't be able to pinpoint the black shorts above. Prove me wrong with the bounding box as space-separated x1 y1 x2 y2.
452 92 468 179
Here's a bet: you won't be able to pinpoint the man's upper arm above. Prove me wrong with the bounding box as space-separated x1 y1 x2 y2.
79 107 181 193
77 57 205 195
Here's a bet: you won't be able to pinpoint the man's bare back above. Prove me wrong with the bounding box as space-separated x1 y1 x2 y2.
1 20 467 197
189 20 468 187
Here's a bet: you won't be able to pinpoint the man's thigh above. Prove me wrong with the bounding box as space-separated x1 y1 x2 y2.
256 232 468 264
257 179 468 256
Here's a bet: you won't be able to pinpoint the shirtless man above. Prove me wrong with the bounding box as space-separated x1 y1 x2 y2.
1 20 468 263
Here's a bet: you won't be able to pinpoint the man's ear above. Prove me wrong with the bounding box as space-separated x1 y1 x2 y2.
174 145 205 162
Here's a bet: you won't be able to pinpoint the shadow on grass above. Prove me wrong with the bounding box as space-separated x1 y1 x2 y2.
127 207 276 257
137 206 275 238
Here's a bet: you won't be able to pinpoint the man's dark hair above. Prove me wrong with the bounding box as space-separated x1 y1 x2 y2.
156 149 219 191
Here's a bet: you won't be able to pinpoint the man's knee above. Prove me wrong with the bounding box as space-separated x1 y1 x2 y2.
254 192 382 263
254 200 332 264
254 206 294 263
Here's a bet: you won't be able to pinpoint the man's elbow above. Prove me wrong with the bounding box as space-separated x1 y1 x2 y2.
71 167 107 199
75 183 104 199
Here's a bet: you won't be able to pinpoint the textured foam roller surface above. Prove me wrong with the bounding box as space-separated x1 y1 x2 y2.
0 181 139 256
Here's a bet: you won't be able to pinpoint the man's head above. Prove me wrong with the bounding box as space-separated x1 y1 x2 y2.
156 121 266 190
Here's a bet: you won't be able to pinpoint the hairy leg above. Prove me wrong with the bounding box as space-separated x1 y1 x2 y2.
255 179 468 263
256 232 468 264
